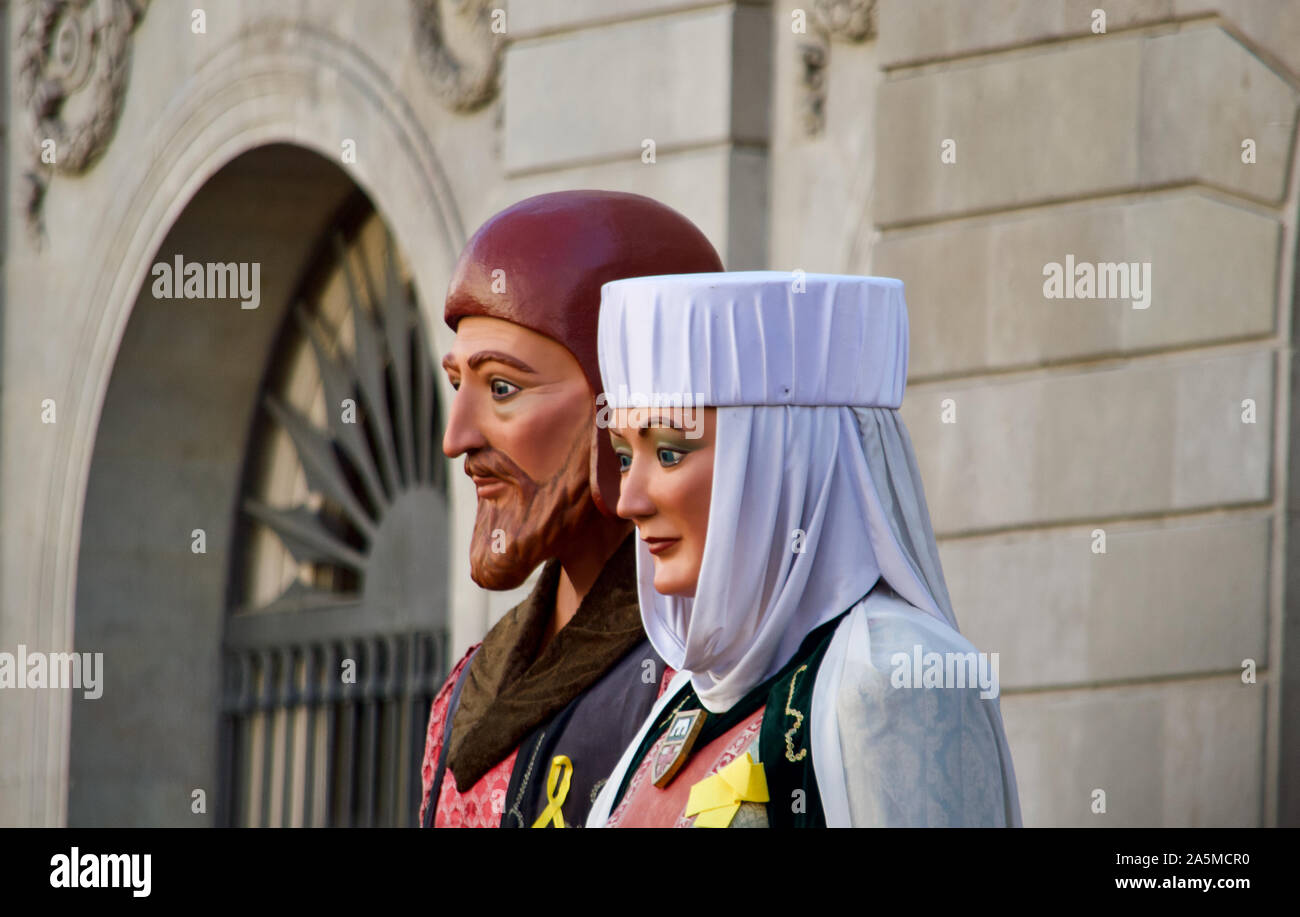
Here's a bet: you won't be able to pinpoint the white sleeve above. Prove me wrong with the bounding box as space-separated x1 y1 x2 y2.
814 599 1014 827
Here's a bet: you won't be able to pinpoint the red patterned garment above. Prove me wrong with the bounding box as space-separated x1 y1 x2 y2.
419 646 517 828
419 648 678 827
605 705 766 828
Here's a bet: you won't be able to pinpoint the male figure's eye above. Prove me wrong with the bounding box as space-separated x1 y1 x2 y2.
490 378 520 399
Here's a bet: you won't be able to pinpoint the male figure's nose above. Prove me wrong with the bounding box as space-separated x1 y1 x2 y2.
442 384 487 458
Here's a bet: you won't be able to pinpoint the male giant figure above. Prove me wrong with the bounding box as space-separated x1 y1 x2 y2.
420 190 723 827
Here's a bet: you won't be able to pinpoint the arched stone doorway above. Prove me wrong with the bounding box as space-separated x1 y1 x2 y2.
70 144 449 827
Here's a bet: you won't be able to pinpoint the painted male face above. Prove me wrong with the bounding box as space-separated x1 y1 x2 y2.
441 316 595 589
608 408 716 597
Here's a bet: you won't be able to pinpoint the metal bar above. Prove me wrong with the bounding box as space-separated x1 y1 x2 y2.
360 638 378 828
302 645 319 828
235 652 255 827
336 639 358 828
382 634 402 827
407 634 424 828
402 634 420 827
412 632 436 826
281 647 299 829
257 650 276 830
321 643 340 827
427 630 444 695
215 650 237 828
228 716 245 827
237 714 250 828
376 637 390 827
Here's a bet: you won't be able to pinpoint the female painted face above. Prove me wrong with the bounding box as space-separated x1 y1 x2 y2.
608 407 716 596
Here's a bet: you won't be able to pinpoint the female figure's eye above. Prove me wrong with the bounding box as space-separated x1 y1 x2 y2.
616 452 632 473
657 448 684 468
490 378 520 399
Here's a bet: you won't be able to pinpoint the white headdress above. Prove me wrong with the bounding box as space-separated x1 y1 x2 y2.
599 271 960 710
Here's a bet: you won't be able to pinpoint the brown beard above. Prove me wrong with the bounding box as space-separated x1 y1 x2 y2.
465 428 596 590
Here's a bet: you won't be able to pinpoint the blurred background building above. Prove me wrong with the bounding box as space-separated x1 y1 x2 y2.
1 0 1297 827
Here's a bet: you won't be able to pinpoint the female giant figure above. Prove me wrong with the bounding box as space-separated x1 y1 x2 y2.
587 272 1022 828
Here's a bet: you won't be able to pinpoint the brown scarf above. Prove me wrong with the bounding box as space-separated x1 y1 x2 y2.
446 534 644 791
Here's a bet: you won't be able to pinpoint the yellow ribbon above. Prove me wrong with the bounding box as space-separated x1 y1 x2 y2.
684 753 769 828
531 755 573 828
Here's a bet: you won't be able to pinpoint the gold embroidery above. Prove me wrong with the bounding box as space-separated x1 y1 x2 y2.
504 728 547 827
655 692 692 733
784 665 809 763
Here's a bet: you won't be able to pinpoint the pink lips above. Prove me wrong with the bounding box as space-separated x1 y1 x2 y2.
642 537 680 556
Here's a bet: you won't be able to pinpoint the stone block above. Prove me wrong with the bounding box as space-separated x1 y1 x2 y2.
876 27 1294 224
901 349 1274 533
879 0 1300 81
1002 675 1264 825
505 6 748 172
942 513 1270 689
876 37 1142 224
1140 28 1294 203
875 194 1279 378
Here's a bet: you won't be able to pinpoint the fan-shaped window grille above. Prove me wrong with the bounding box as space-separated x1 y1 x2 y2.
220 205 449 827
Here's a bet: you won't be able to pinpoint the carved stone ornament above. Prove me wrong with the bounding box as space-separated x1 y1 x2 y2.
799 40 828 136
17 0 150 229
800 0 876 136
410 0 505 113
812 0 876 42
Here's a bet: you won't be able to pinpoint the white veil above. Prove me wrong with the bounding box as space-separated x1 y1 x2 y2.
635 403 958 713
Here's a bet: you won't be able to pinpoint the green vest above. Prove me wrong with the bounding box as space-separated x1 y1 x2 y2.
611 611 846 828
